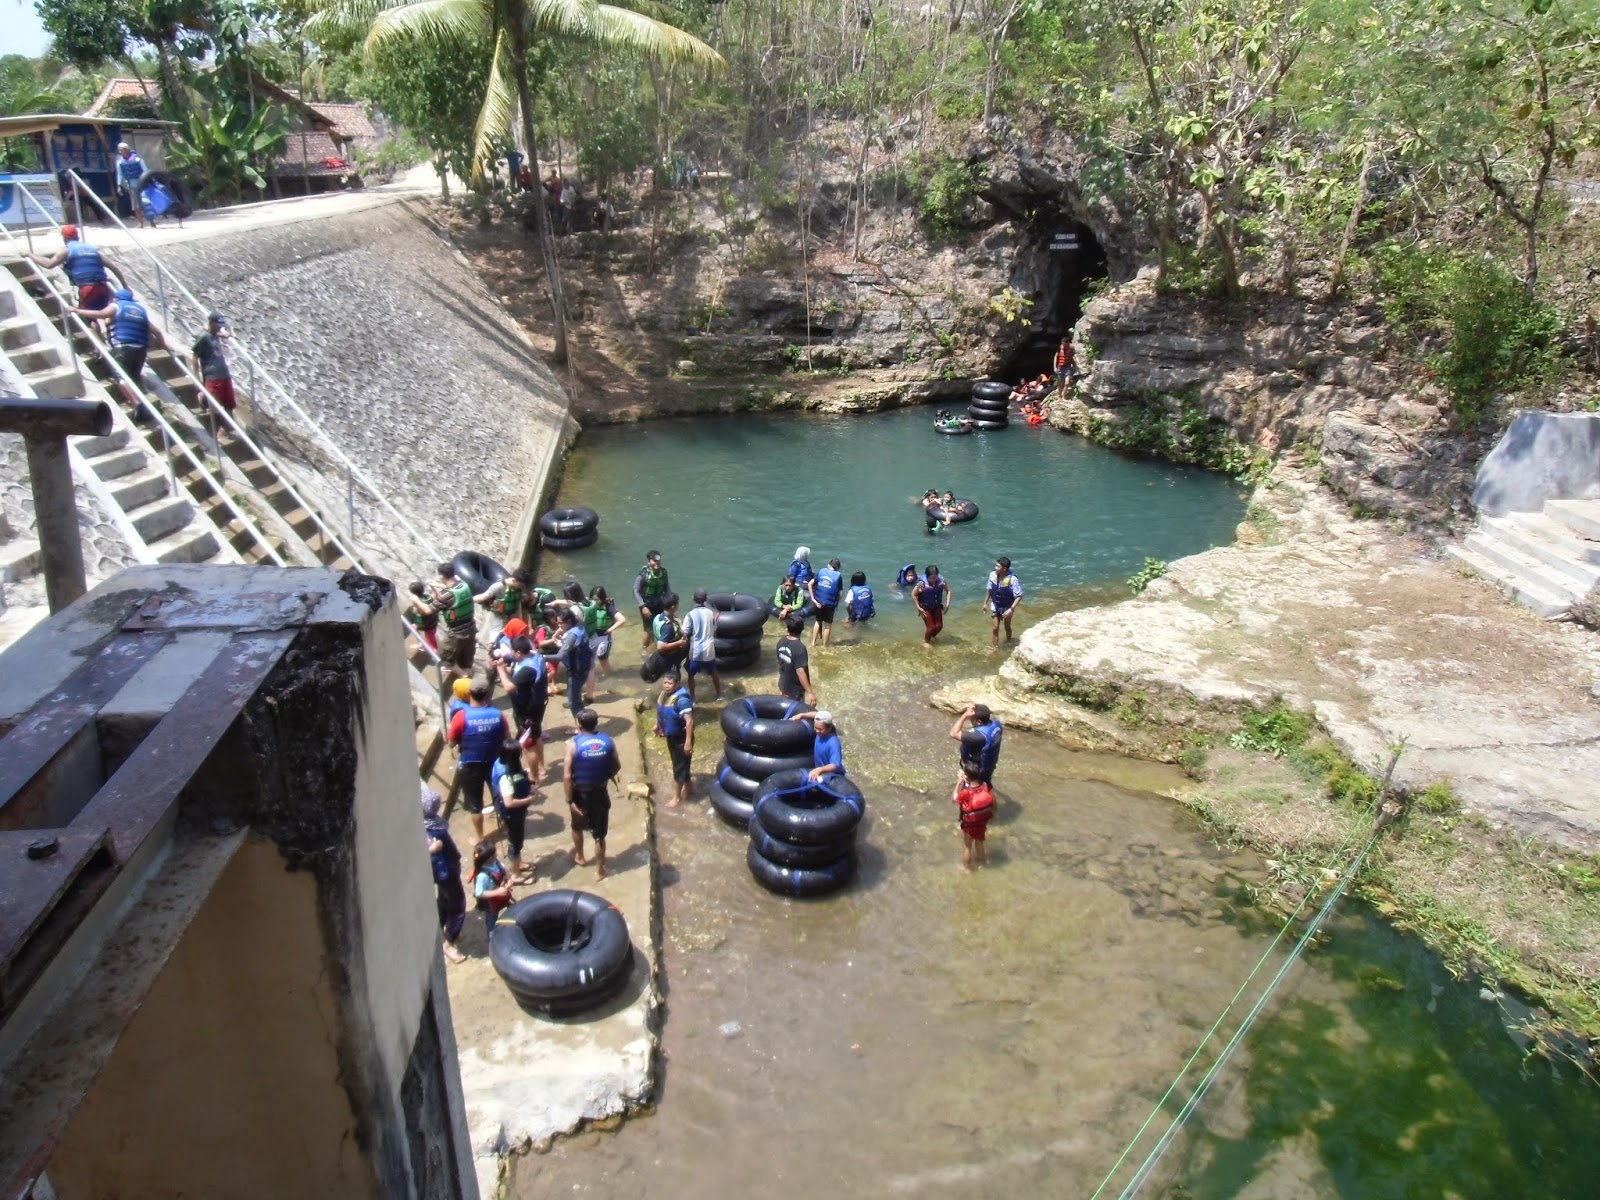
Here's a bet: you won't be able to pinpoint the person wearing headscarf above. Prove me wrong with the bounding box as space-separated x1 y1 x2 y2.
787 546 814 586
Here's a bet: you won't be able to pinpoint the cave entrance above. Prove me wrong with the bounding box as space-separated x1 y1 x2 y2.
995 222 1109 383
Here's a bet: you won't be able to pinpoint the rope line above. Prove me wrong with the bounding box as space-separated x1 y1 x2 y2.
1086 814 1380 1200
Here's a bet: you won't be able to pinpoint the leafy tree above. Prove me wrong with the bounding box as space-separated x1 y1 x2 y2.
364 33 493 197
166 91 290 202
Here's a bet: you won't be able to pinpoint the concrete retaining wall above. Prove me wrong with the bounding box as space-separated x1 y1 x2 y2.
1473 410 1600 516
155 200 575 579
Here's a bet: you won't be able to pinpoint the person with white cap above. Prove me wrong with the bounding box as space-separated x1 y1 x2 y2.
115 142 148 226
789 708 844 781
787 546 814 587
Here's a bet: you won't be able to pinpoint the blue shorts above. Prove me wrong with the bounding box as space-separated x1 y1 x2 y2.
687 657 718 676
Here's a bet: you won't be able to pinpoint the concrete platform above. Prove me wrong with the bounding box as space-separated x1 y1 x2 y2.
425 688 658 1196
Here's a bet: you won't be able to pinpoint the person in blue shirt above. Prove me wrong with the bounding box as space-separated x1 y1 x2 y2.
844 571 875 626
421 785 466 964
115 142 149 226
950 703 1003 785
790 709 844 782
787 545 815 587
808 557 845 648
654 669 696 807
564 708 621 879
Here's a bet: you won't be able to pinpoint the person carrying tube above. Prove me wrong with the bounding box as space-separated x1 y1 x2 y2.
788 708 844 782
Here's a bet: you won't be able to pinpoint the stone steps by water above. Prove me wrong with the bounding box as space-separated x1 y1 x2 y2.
1446 497 1600 618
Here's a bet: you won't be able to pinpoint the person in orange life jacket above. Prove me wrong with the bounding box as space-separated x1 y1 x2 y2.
565 708 621 879
491 739 541 885
950 703 1003 785
447 681 510 844
655 668 695 807
471 841 515 939
495 633 548 778
422 785 467 964
73 287 152 417
29 225 112 313
1053 336 1075 392
953 763 996 871
985 556 1023 647
809 557 845 648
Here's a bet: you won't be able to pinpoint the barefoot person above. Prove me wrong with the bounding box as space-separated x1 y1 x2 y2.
633 550 671 649
985 557 1023 648
447 682 510 844
912 564 951 648
655 669 695 807
789 709 844 781
953 764 996 871
565 708 621 879
950 703 1003 786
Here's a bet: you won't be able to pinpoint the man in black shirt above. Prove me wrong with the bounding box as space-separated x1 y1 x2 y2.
774 616 816 706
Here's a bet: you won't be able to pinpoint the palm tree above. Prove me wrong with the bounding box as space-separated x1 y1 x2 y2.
307 0 722 364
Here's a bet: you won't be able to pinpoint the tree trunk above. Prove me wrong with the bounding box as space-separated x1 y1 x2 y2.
1326 143 1374 303
436 149 451 201
508 10 569 364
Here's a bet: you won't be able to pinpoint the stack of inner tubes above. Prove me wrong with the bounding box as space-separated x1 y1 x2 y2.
747 767 865 897
452 549 508 594
968 380 1011 431
709 591 767 670
489 889 635 1014
710 695 814 827
539 506 600 550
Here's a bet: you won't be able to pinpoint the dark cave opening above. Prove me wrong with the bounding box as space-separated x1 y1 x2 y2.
994 222 1109 384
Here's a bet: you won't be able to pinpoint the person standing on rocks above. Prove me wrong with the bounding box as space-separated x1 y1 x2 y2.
432 562 478 689
809 557 845 648
634 550 671 649
985 557 1023 648
682 587 722 702
565 708 621 879
1053 336 1075 394
190 311 237 415
447 681 511 844
775 615 816 706
422 785 467 964
655 668 696 808
913 564 952 648
950 703 1003 785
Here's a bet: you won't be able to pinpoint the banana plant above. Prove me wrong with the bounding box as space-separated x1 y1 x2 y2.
167 98 290 205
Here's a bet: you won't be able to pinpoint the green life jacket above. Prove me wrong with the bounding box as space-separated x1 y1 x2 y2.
490 583 524 618
593 602 616 634
580 600 603 635
640 564 666 599
774 584 802 608
445 580 474 626
652 611 680 644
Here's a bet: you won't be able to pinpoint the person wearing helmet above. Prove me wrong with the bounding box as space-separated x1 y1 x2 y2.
73 287 153 419
28 225 112 312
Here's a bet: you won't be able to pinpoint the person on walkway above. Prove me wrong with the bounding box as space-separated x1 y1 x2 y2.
953 764 996 871
913 564 952 648
775 615 816 706
29 225 111 313
655 668 695 808
404 580 439 653
682 587 722 702
565 707 620 879
809 557 844 648
189 311 236 415
495 634 548 779
471 841 514 939
634 550 671 648
985 557 1023 648
555 607 593 725
447 681 510 844
788 546 815 587
115 142 148 226
844 571 875 626
492 739 540 884
585 585 626 692
477 566 539 648
950 703 1003 785
432 561 478 689
422 785 467 964
789 709 844 781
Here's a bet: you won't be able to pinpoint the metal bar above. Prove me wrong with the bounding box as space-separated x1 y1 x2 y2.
0 398 111 440
23 438 85 612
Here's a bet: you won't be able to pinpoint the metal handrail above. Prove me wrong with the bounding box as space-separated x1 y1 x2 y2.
0 218 287 568
61 170 444 567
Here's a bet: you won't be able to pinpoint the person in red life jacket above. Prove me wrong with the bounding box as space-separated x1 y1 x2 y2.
1052 336 1075 393
565 707 621 879
953 764 996 871
471 841 514 939
447 681 511 844
30 225 113 314
655 668 695 807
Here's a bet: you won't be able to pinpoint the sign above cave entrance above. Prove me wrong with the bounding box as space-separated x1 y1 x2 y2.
1049 231 1080 252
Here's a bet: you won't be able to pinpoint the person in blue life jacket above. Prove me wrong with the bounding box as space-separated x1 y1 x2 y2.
422 785 467 964
447 680 511 843
494 635 549 778
950 703 1003 785
894 562 918 594
789 709 844 782
30 225 112 314
564 708 621 879
655 668 696 807
115 142 149 225
844 571 875 626
74 287 152 407
787 546 815 587
985 556 1024 648
808 557 845 648
555 608 594 724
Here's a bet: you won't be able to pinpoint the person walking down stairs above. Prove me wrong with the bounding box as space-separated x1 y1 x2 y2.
190 312 237 415
72 287 154 423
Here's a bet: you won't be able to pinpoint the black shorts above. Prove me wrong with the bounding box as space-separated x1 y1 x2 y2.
457 759 491 814
641 597 666 616
665 734 691 783
515 699 547 739
815 603 837 625
571 785 611 841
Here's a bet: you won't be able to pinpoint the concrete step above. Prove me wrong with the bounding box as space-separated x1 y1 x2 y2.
1546 498 1600 541
23 363 85 399
88 445 149 482
0 315 40 351
1444 543 1573 618
1455 531 1585 610
128 494 194 544
0 537 43 583
75 428 130 459
148 524 220 565
0 289 15 320
8 344 63 376
108 466 171 512
1491 513 1600 582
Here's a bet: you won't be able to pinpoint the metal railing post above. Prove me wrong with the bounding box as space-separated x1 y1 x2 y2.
347 464 356 537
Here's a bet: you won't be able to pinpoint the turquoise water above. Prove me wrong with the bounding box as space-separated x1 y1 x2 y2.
522 409 1600 1199
542 408 1248 634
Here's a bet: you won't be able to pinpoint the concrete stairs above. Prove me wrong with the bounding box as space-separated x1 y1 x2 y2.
1446 498 1600 618
0 278 84 399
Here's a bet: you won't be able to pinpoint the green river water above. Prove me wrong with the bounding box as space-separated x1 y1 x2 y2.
515 408 1599 1199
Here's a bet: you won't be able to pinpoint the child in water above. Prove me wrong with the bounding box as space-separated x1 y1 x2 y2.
844 571 875 624
953 764 996 871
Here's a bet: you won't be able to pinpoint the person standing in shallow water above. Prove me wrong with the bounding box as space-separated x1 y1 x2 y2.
634 550 670 649
950 703 1003 786
913 564 951 648
985 557 1023 648
953 764 996 871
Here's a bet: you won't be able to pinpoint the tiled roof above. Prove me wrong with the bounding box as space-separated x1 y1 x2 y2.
272 129 351 175
84 78 160 117
309 102 376 141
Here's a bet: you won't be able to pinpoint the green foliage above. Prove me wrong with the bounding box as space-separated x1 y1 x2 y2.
1374 244 1564 427
986 286 1034 327
1086 389 1265 479
362 33 491 197
914 155 987 241
1228 704 1313 757
167 96 288 204
1127 557 1168 594
1414 780 1461 816
1177 735 1209 778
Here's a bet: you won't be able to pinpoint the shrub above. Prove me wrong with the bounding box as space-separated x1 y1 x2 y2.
1127 557 1168 594
915 155 987 241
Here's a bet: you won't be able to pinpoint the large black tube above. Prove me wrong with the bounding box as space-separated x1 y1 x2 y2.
489 889 635 1014
751 768 866 845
